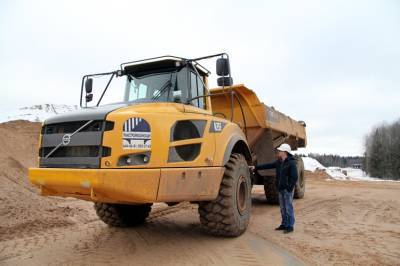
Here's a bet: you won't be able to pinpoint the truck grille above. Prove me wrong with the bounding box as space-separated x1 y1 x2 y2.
41 120 114 134
39 146 111 158
39 120 113 168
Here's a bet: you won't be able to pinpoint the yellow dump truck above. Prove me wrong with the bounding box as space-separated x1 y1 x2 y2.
29 54 306 237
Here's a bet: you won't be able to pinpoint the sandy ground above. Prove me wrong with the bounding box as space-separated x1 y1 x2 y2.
251 173 400 265
1 121 399 265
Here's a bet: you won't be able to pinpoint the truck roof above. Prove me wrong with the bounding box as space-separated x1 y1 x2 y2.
121 56 209 78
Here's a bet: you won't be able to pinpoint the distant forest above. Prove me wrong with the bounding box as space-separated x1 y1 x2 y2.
301 153 364 169
364 119 400 180
299 118 400 180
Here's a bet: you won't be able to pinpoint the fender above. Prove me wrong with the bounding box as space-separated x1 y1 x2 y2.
222 135 252 165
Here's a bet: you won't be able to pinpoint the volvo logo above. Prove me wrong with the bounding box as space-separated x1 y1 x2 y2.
62 134 71 146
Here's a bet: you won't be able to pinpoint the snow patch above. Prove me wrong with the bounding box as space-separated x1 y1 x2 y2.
326 167 398 182
302 157 400 182
302 157 326 172
0 104 78 123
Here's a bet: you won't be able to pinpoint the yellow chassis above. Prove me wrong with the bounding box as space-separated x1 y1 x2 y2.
29 167 225 204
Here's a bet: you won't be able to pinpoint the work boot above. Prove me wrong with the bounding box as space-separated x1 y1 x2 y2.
275 225 286 230
283 227 294 234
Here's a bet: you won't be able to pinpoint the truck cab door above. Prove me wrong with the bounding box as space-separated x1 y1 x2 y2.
179 71 215 166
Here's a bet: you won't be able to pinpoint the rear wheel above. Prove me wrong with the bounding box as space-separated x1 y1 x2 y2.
94 203 152 227
294 156 305 199
264 176 279 204
198 153 251 237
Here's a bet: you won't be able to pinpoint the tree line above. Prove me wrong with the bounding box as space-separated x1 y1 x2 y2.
364 119 400 180
304 153 364 169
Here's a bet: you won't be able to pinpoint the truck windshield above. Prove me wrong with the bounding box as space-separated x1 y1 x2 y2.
125 71 181 103
87 67 189 107
83 64 207 108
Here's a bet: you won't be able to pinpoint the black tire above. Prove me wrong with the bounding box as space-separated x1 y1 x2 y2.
94 202 152 227
264 176 279 204
198 153 251 237
294 156 305 199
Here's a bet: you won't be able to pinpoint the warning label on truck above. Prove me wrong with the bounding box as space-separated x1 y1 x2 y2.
122 118 151 149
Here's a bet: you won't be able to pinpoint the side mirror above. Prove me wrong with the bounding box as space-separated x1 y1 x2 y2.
217 77 233 86
173 91 182 103
216 58 230 76
85 78 93 93
86 93 93 102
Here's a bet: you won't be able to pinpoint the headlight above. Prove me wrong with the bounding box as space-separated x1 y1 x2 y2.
118 152 151 166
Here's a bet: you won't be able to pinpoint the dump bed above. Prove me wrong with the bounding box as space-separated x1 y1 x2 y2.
210 84 306 153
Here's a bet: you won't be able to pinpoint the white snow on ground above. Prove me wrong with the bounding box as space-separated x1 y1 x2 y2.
0 104 78 123
325 167 348 180
325 167 399 182
302 156 400 182
302 157 326 172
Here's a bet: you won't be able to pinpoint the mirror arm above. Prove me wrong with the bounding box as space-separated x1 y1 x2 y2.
186 90 234 103
188 91 243 137
185 90 235 122
192 53 228 61
80 76 85 108
230 86 234 121
185 94 210 104
80 70 119 108
96 73 115 107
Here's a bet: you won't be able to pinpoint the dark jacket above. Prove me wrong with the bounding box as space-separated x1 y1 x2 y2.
255 155 298 192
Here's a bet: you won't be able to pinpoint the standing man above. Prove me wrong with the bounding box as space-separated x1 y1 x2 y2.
250 143 298 234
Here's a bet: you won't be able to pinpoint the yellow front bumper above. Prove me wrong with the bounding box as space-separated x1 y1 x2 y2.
29 167 224 204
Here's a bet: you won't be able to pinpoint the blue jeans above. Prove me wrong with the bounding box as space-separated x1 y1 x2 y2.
278 189 295 228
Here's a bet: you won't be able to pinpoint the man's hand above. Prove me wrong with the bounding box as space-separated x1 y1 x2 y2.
249 166 255 172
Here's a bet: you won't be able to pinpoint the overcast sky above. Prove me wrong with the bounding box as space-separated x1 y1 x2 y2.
1 0 399 156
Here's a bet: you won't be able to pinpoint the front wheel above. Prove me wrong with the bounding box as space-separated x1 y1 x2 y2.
94 203 152 227
198 153 252 237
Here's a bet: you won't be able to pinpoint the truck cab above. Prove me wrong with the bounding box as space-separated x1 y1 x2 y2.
30 54 254 236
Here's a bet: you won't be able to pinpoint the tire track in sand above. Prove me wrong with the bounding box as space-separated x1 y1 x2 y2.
1 203 303 265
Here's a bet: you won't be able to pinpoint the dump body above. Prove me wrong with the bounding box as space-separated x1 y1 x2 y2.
210 84 307 168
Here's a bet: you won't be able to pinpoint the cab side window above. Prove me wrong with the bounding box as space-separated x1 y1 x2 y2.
190 71 206 109
190 72 199 107
197 75 205 109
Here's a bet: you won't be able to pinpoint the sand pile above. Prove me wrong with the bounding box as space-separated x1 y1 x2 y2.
0 121 90 241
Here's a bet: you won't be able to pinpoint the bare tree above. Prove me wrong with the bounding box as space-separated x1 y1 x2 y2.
364 119 400 180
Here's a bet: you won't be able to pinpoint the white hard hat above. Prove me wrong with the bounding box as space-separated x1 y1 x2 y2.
277 143 292 154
